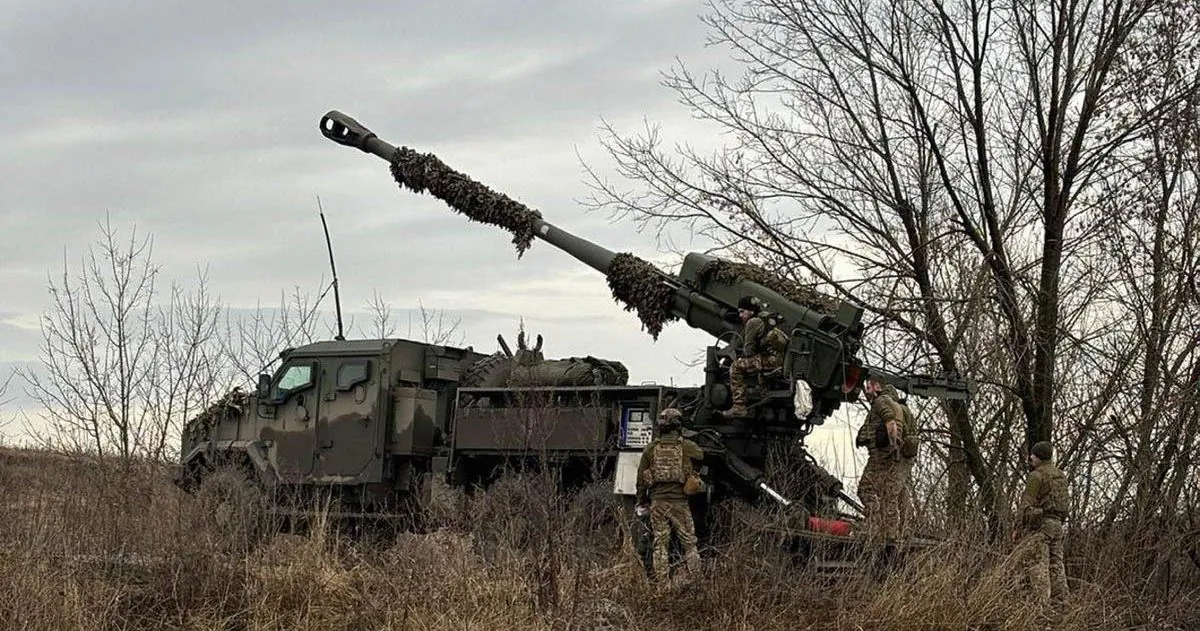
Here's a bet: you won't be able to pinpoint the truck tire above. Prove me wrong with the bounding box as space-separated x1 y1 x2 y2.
461 352 511 387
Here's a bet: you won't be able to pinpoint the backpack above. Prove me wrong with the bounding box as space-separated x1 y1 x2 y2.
899 402 920 458
650 438 687 484
764 326 789 356
759 312 790 356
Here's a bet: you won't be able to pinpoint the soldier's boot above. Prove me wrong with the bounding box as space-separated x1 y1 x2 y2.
728 358 753 418
727 378 750 417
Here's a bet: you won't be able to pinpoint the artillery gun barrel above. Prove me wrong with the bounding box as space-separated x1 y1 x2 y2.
321 110 736 339
320 110 618 275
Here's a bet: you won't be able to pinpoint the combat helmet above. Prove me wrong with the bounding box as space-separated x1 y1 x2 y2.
657 407 683 430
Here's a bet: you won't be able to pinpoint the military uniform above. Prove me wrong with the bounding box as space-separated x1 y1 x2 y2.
856 384 905 541
1008 442 1069 607
636 414 704 584
728 300 789 417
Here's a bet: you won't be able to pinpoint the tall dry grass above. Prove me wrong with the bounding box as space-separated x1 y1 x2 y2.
0 446 1197 630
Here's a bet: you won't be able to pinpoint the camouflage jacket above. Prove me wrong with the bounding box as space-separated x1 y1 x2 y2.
855 390 903 455
1018 462 1069 530
740 315 787 359
636 432 703 501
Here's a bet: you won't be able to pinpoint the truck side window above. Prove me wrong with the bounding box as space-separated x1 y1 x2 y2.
336 360 370 391
273 363 316 402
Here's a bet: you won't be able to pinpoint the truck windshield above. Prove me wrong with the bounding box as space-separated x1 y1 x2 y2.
273 363 315 402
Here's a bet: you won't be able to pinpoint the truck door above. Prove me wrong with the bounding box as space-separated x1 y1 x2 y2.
262 360 320 482
312 358 383 482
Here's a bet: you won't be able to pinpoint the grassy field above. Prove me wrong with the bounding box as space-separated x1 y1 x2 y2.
0 446 1196 630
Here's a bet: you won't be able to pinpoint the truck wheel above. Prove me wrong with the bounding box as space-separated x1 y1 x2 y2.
461 352 511 387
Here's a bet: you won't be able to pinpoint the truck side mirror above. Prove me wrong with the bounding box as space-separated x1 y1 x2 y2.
257 373 272 400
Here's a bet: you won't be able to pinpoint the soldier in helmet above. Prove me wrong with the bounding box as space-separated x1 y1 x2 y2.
1008 440 1070 609
636 407 704 585
727 296 789 418
855 378 905 541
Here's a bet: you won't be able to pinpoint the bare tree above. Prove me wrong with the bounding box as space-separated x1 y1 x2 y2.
1055 6 1200 579
216 286 327 387
409 300 465 346
18 219 222 460
0 370 12 405
0 370 13 443
361 290 465 346
585 0 1199 529
143 274 223 460
364 289 399 339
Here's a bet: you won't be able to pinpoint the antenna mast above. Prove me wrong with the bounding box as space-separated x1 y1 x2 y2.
318 196 345 341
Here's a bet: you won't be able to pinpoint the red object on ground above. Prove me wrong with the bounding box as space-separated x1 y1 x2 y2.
808 516 852 537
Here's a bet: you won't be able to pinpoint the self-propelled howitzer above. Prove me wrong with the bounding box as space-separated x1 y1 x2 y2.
319 110 895 430
319 110 976 535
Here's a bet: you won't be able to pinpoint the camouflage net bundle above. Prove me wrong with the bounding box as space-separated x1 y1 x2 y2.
605 253 678 339
509 357 630 387
700 260 840 314
390 147 543 256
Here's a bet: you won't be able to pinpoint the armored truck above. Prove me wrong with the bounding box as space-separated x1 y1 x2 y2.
177 334 660 523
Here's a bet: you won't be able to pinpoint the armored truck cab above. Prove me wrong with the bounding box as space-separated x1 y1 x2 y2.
179 338 486 513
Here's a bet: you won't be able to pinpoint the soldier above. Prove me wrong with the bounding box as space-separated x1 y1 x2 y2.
1008 441 1070 609
855 379 905 541
727 296 789 418
636 408 704 585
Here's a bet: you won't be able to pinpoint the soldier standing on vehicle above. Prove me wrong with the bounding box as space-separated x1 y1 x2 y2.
637 408 704 585
1007 441 1070 609
727 296 789 418
855 379 905 541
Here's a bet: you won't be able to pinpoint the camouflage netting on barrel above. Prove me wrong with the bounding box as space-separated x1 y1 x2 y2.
699 259 839 314
389 147 542 256
605 253 678 339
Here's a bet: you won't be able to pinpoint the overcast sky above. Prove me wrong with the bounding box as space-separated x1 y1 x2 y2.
0 0 871 483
